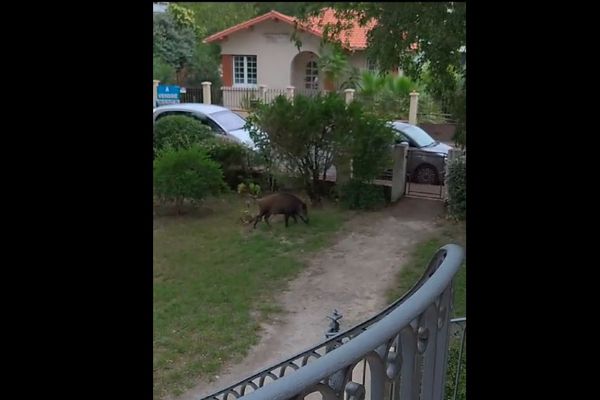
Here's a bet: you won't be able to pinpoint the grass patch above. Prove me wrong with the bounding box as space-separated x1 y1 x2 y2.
385 219 466 316
385 219 466 399
153 194 351 399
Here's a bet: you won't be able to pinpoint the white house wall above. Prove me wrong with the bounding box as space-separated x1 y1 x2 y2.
219 20 368 89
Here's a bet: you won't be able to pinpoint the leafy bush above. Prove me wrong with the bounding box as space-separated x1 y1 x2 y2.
202 139 252 188
203 139 247 168
153 115 213 156
447 155 466 220
245 93 395 204
339 179 387 210
153 146 226 213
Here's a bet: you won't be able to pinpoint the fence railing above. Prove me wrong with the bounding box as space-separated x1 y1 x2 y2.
221 87 343 111
179 87 204 103
200 244 465 400
222 87 260 110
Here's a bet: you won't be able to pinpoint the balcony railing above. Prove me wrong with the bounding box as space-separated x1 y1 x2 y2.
200 244 465 400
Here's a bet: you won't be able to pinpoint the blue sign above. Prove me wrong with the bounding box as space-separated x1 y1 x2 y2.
157 85 180 106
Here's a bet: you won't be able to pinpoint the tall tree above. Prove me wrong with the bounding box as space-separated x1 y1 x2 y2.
295 2 466 144
153 11 197 82
254 2 308 17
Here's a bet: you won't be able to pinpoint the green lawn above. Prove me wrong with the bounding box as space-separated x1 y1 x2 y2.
153 195 351 399
385 219 466 400
385 219 466 316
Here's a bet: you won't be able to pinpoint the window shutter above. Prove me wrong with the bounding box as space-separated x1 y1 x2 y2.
222 55 233 86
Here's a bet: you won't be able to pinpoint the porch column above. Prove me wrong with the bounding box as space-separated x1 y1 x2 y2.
201 81 212 105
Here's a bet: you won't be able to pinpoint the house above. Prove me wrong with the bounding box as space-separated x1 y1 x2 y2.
203 8 397 109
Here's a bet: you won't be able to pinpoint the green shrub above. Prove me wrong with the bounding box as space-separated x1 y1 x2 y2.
202 139 252 188
153 115 213 155
447 155 466 220
203 139 247 167
245 93 395 203
153 146 226 213
445 340 467 400
339 179 387 210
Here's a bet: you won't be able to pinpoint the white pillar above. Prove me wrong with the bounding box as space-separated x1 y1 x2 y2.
259 84 267 102
286 86 295 101
344 88 355 104
153 80 160 108
409 91 419 125
201 81 212 105
391 143 409 202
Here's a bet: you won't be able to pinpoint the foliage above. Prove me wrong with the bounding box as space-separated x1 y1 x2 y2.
183 44 223 87
202 139 252 188
447 154 466 220
245 93 394 203
153 12 197 74
237 182 261 197
296 3 465 127
203 139 248 168
254 2 307 17
317 43 350 90
339 179 387 210
153 146 226 213
355 70 445 123
153 56 176 84
180 3 258 37
356 72 417 120
341 101 394 181
153 116 213 155
446 340 467 400
449 76 466 147
168 3 205 38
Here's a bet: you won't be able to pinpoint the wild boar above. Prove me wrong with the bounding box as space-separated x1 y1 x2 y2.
253 192 309 229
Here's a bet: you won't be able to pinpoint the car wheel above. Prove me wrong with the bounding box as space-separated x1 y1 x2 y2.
414 164 440 185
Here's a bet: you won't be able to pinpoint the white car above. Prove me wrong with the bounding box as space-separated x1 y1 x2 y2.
153 103 256 150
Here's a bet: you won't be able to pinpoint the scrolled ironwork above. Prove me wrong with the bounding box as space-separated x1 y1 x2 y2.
200 244 464 400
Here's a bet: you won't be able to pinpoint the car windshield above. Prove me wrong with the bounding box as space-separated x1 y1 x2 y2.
395 124 436 147
210 110 246 132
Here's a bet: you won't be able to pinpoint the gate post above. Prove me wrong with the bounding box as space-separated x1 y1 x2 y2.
391 143 409 202
201 81 212 105
153 79 160 108
344 88 355 104
259 84 267 102
409 91 419 125
286 86 295 101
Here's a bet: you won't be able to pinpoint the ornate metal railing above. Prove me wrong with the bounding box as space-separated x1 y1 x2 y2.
200 244 465 400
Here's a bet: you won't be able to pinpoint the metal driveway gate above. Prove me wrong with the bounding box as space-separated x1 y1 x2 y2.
405 148 446 200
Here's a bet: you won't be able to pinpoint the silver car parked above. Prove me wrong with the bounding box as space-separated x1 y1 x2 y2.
390 121 453 185
153 103 256 150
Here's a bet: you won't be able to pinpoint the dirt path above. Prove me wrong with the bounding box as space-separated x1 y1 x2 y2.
175 197 445 400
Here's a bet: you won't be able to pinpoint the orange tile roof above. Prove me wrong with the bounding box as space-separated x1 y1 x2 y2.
306 8 376 50
203 9 375 51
